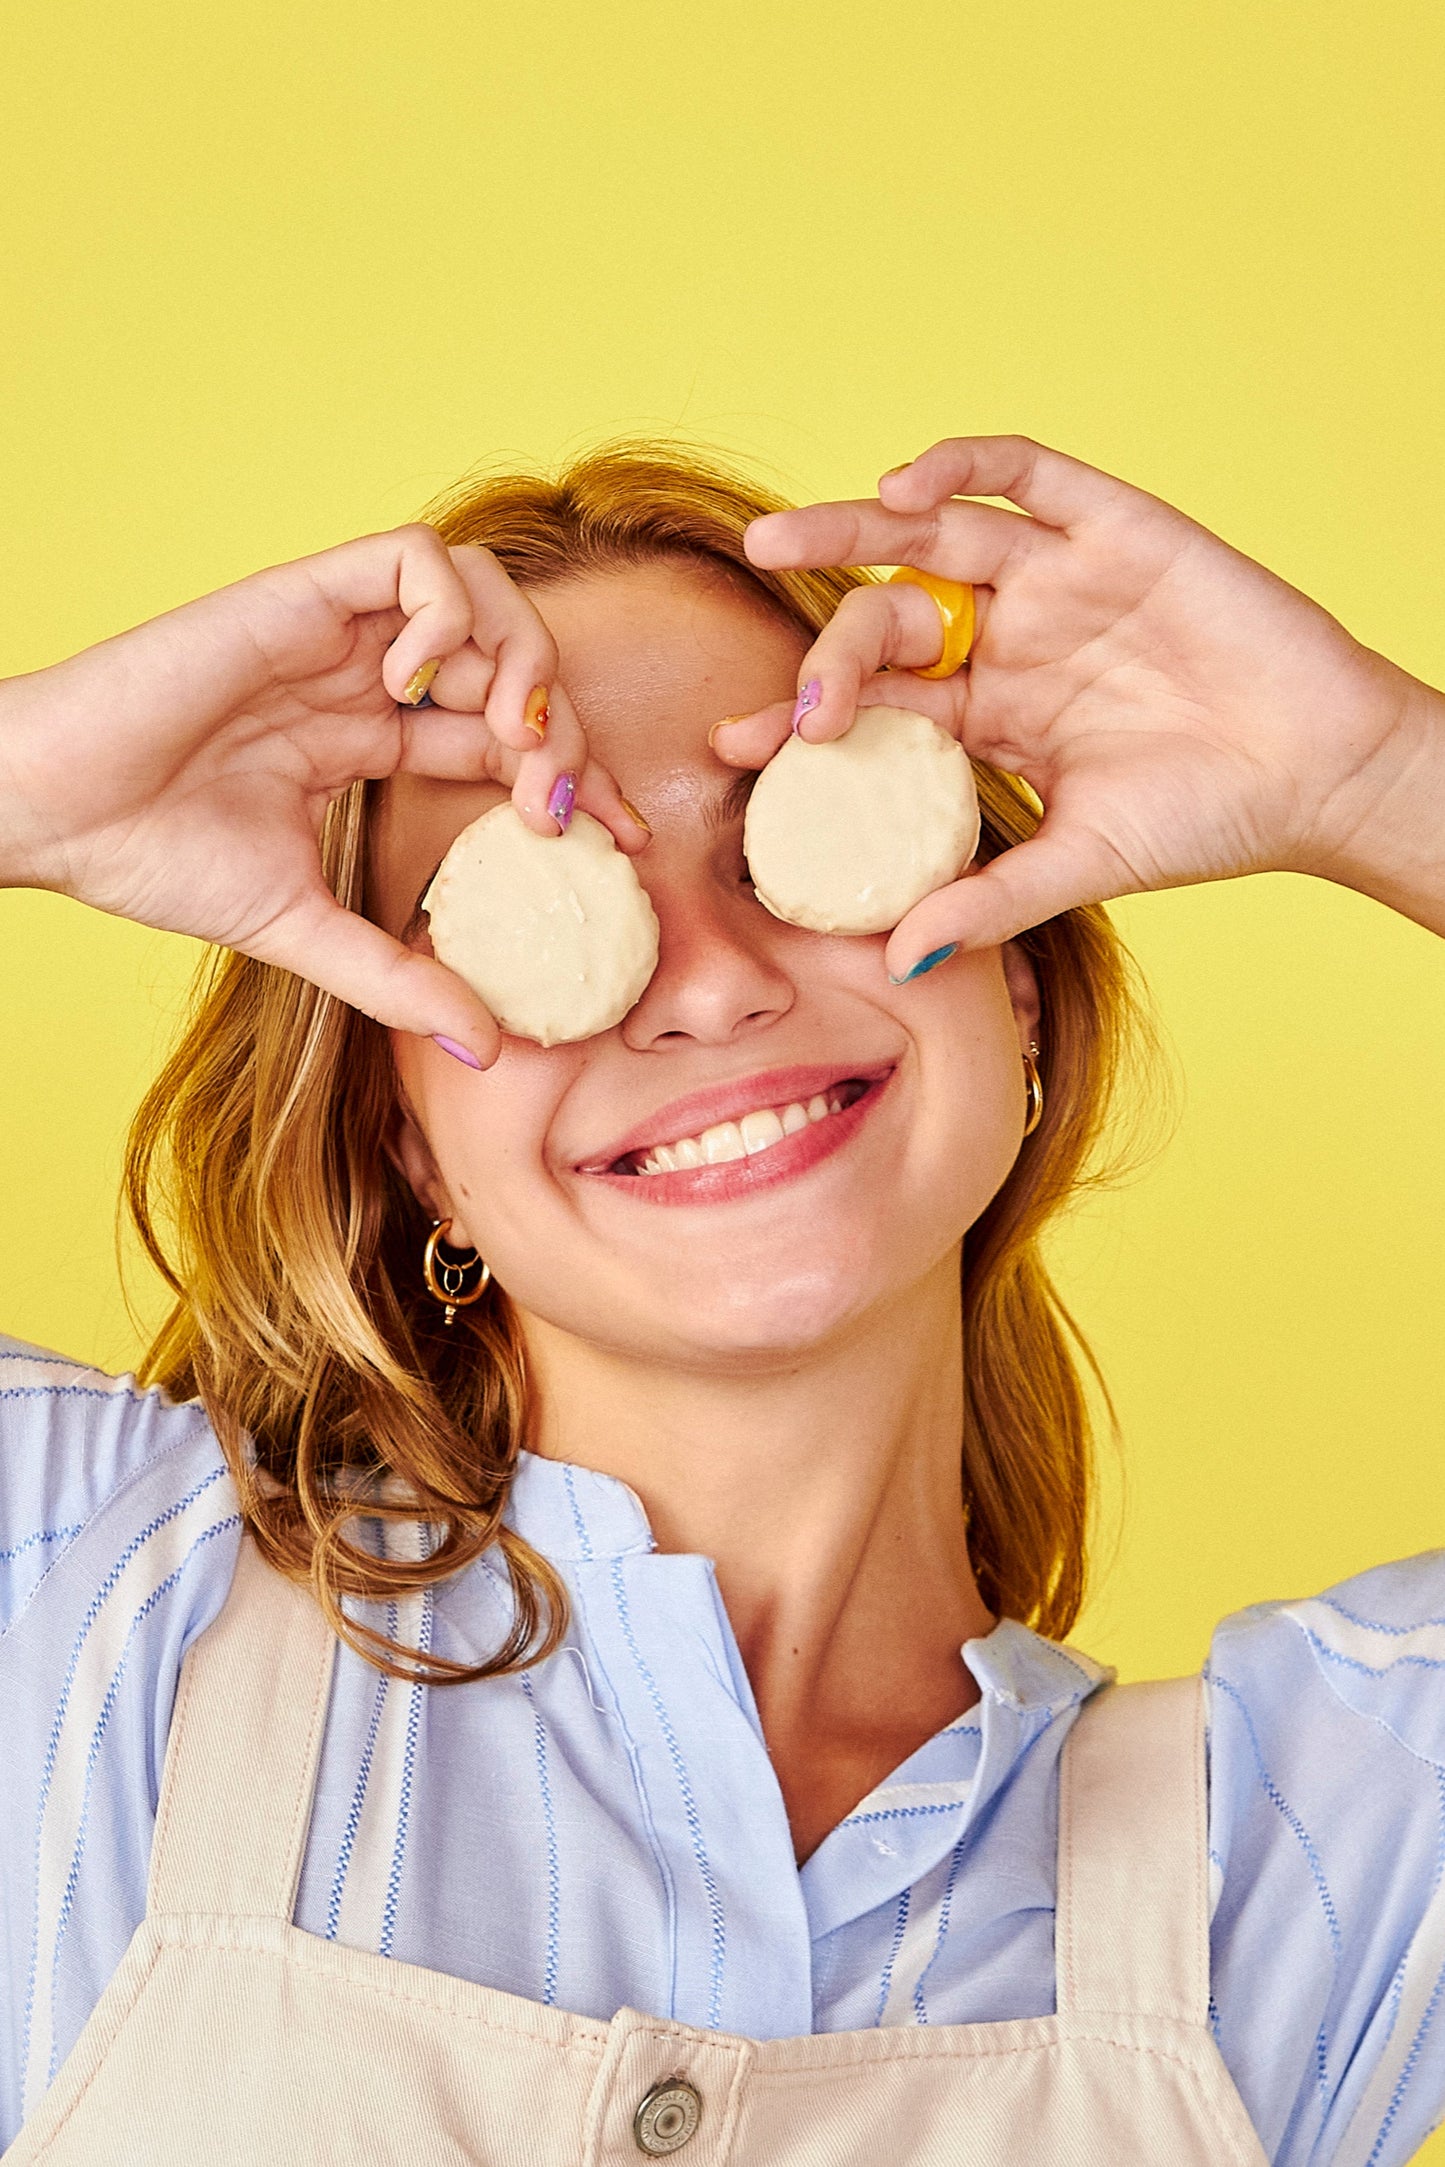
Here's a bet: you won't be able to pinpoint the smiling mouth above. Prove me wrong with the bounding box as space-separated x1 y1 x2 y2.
608 1078 876 1177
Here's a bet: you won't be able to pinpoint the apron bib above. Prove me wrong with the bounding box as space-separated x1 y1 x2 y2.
6 1538 1268 2165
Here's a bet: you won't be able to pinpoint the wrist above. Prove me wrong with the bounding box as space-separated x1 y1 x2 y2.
0 674 70 893
1295 658 1445 936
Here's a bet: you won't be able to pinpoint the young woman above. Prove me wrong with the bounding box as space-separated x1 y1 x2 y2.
0 436 1441 2166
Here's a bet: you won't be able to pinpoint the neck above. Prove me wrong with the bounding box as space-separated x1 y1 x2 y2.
518 1250 993 1858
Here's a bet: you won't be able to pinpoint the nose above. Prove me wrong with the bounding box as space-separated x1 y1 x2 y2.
621 882 797 1050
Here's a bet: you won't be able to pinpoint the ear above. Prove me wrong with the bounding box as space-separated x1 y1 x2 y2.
384 1090 480 1252
1001 939 1042 1053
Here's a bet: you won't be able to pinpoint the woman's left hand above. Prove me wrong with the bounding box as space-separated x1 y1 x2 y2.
721 436 1445 974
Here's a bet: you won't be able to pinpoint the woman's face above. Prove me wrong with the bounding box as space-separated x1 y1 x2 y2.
371 560 1038 1369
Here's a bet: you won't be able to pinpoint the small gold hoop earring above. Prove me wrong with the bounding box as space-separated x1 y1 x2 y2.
1022 1041 1044 1138
422 1218 492 1327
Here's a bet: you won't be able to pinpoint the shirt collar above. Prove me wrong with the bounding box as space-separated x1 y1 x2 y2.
506 1447 656 1563
507 1448 1111 1711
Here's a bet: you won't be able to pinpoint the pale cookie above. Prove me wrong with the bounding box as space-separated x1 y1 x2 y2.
424 806 660 1047
743 705 980 936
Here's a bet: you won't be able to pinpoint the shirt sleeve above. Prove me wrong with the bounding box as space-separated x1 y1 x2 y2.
0 1334 242 2147
1207 1550 1445 2167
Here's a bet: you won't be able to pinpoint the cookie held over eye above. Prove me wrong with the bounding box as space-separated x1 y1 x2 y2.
742 706 980 936
424 806 660 1047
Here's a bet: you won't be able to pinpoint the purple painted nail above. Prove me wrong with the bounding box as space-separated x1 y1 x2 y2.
547 771 577 832
433 1035 484 1071
791 679 822 734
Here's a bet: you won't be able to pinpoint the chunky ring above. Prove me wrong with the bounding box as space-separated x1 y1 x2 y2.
887 567 976 678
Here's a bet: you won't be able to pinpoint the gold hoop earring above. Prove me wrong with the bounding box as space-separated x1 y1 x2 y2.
422 1218 492 1327
1022 1041 1044 1138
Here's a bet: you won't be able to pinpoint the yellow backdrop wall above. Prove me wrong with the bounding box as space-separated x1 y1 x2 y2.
4 2 1443 2153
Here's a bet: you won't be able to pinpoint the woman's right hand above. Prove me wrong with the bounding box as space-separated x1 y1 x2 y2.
0 527 646 1067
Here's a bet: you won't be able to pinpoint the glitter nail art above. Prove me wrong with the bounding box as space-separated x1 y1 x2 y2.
791 679 822 733
547 771 577 832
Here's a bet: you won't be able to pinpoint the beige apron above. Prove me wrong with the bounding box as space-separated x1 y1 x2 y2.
6 1538 1269 2165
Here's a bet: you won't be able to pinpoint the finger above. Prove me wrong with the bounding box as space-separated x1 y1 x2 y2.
506 680 593 838
301 525 480 703
574 760 653 854
743 497 1033 585
428 643 499 713
782 584 974 743
395 709 512 784
707 665 965 769
883 824 1142 971
247 888 502 1065
447 546 561 751
877 436 1129 532
707 701 796 769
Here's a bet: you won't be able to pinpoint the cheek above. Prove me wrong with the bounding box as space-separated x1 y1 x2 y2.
904 960 1028 1195
389 1036 560 1235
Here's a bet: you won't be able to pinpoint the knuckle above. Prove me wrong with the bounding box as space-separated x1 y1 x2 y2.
832 585 883 634
398 519 448 555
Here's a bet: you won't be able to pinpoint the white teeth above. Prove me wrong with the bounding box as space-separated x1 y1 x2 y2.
627 1084 862 1174
740 1108 786 1155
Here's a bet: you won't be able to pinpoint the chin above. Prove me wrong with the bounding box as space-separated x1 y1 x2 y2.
637 1254 906 1367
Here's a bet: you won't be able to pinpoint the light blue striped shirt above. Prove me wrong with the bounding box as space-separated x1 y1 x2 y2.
1 1333 1442 2164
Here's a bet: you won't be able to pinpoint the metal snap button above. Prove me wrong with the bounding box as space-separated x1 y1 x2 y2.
632 2076 703 2156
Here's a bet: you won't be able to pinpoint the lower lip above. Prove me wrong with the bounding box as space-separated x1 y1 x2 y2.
580 1072 895 1208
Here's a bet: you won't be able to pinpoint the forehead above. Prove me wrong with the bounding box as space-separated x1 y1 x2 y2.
537 559 807 775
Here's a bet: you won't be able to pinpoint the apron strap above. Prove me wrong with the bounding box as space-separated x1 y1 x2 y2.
148 1531 336 1920
1054 1675 1209 2025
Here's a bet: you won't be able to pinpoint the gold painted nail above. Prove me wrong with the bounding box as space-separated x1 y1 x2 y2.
524 685 551 740
620 796 651 836
401 658 441 707
707 715 746 749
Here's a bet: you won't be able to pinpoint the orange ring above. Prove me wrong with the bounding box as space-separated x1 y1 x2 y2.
887 567 976 678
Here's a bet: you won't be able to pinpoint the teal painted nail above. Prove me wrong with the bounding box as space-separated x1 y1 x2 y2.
889 943 958 986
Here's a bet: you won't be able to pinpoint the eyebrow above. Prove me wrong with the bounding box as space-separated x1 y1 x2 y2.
703 768 758 838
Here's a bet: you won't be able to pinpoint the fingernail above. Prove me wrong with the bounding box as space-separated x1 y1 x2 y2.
707 715 746 749
401 659 441 708
880 462 910 480
433 1035 484 1070
620 796 651 836
791 679 822 734
524 685 551 740
888 943 959 986
547 771 577 832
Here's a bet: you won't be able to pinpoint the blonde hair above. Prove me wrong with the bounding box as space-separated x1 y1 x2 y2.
125 440 1157 1681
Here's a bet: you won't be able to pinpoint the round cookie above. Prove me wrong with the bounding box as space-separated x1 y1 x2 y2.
743 705 979 936
424 805 660 1047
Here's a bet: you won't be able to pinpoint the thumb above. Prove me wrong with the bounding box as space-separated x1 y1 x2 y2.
884 826 1138 973
247 891 502 1066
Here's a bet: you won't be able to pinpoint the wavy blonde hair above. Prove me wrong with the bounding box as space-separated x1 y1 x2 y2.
125 441 1158 1681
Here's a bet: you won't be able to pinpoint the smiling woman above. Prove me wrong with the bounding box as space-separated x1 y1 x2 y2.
5 433 1445 2165
125 444 1149 1686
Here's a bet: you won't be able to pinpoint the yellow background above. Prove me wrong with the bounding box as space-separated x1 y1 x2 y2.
3 2 1444 2149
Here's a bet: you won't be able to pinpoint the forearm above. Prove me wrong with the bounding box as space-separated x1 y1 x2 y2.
1296 661 1445 940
